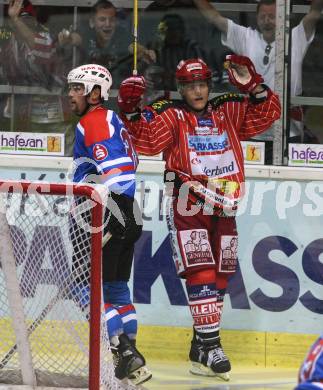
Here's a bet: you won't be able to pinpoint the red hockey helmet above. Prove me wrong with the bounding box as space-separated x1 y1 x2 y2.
175 58 212 84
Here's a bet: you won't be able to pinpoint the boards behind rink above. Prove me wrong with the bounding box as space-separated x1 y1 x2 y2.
0 181 136 390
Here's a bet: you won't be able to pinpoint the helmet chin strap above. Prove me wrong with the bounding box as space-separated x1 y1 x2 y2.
78 94 102 116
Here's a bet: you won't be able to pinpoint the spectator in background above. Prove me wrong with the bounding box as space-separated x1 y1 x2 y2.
141 13 206 91
294 334 323 390
193 0 323 162
142 64 170 105
1 0 56 87
138 1 235 94
303 18 323 97
58 0 132 86
0 0 74 155
301 18 323 144
139 0 209 41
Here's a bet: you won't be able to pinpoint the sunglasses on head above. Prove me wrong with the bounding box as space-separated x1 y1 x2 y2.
263 44 272 65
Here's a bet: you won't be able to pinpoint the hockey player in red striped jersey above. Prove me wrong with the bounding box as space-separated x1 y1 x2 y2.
118 55 281 381
67 63 151 385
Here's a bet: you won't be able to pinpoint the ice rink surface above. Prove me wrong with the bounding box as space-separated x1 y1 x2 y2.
140 362 297 390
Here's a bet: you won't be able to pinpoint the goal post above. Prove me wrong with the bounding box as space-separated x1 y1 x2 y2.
0 180 132 390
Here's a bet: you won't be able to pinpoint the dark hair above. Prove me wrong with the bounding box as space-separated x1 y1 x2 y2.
92 0 115 14
160 13 185 32
257 0 276 14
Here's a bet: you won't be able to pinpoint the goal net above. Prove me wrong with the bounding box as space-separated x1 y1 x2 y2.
0 180 133 390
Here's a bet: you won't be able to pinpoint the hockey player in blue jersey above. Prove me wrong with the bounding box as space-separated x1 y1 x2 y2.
295 334 323 390
67 63 151 385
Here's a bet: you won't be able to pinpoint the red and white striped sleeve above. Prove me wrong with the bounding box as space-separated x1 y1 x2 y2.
236 89 281 140
121 108 176 156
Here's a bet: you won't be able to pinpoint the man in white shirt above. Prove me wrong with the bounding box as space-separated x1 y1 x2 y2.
193 0 323 161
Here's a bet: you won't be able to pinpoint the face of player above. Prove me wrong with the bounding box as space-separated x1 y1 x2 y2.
257 4 276 43
68 84 102 116
92 7 117 45
181 81 209 113
68 83 88 116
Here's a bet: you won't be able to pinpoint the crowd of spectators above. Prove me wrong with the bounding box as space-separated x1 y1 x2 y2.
0 0 322 159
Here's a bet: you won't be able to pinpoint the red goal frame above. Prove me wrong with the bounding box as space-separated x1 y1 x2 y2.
0 180 104 390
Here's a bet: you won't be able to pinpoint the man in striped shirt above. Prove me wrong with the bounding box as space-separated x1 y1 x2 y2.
118 56 281 380
67 63 151 385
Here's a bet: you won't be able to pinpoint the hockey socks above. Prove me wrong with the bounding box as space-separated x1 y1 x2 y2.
186 270 220 334
186 270 231 380
103 281 138 341
104 304 123 338
116 303 137 341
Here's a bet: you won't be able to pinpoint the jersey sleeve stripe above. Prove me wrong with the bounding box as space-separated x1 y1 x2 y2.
102 174 136 187
101 166 134 179
107 110 115 138
77 122 85 136
97 157 133 171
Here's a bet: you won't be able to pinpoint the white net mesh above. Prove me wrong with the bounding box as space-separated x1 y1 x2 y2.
0 182 133 390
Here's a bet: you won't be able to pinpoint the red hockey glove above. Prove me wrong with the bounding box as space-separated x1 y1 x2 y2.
118 76 146 113
224 55 264 94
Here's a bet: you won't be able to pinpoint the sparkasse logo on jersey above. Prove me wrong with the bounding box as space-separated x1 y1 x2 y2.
93 144 108 161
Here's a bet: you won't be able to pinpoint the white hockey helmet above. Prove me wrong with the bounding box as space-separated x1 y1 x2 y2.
67 64 112 100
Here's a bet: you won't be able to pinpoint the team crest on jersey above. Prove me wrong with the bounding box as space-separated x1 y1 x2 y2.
142 109 155 123
93 144 108 161
197 118 213 127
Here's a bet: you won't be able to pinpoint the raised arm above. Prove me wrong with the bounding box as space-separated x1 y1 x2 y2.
8 0 37 50
302 0 323 40
223 55 281 139
192 0 228 34
238 89 281 140
117 77 175 156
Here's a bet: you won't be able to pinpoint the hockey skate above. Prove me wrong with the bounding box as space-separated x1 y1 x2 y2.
189 338 231 381
114 334 152 386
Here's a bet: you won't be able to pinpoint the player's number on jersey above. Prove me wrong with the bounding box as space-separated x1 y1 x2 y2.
120 128 138 167
175 109 185 121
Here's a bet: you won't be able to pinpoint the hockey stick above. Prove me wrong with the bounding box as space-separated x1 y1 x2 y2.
0 230 112 370
133 0 138 75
